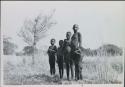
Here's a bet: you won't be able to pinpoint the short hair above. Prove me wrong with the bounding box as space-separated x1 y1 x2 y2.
73 24 79 29
59 40 63 45
51 38 56 42
66 31 71 36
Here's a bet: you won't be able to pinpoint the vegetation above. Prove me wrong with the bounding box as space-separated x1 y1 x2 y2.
18 10 56 64
3 36 18 55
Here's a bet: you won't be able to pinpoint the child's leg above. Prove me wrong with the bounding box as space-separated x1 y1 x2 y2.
51 63 54 75
62 63 64 78
58 63 61 78
77 64 80 80
53 61 55 75
79 61 83 80
58 64 60 78
66 63 70 80
75 63 79 80
59 67 61 78
49 60 52 75
60 69 62 78
79 66 83 80
51 57 55 75
52 61 55 75
70 60 74 79
60 63 63 79
50 64 52 75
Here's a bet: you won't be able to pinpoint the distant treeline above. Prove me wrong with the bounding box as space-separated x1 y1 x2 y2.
81 44 123 57
3 41 123 57
3 37 18 55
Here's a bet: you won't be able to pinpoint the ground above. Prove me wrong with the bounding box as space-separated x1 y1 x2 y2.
3 52 123 85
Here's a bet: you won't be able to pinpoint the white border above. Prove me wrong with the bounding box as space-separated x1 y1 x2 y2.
0 1 124 87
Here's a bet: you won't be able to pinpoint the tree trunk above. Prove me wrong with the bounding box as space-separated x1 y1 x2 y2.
32 19 37 65
32 42 36 65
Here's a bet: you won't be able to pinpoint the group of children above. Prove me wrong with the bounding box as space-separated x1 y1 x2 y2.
47 24 83 81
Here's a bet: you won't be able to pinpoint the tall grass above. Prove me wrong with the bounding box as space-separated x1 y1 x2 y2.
3 53 123 84
82 56 123 84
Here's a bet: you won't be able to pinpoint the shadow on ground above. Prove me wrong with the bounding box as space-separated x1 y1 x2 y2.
23 74 62 85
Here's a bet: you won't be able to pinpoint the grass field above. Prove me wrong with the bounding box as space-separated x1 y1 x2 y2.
3 52 123 85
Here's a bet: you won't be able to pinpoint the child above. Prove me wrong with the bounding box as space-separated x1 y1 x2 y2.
71 24 83 80
63 32 74 80
47 39 57 76
57 40 64 79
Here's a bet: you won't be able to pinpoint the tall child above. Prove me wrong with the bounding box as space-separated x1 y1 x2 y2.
71 24 83 80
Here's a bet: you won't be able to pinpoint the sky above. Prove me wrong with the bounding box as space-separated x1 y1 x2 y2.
1 1 125 51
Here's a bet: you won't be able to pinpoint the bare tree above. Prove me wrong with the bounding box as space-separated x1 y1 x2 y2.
18 10 57 64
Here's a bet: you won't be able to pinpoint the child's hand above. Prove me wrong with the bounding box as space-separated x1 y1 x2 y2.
74 49 81 55
50 49 56 52
48 49 56 54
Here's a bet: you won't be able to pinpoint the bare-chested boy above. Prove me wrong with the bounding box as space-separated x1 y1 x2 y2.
57 40 64 79
63 32 74 80
47 39 57 76
71 24 83 80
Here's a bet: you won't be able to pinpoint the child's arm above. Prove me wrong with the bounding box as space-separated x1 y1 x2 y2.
78 32 82 48
55 46 57 53
48 46 56 53
56 55 58 63
48 49 56 52
74 49 81 55
55 46 58 63
50 46 57 54
47 46 50 54
47 46 56 54
62 39 66 53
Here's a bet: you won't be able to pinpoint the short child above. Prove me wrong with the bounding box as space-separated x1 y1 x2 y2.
57 40 64 79
47 39 57 76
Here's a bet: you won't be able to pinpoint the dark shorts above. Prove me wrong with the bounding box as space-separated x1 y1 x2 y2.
57 60 63 69
49 56 55 67
71 48 82 64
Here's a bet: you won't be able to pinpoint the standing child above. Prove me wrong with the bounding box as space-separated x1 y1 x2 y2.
47 39 57 76
57 40 64 79
71 24 83 80
63 32 74 80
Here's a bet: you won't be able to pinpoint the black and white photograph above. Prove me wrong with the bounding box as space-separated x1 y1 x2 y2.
1 1 125 86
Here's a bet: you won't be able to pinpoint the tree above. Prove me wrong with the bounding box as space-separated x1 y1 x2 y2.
18 10 56 64
23 46 38 56
3 36 18 55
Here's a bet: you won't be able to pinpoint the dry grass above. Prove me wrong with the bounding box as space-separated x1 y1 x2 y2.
3 53 123 85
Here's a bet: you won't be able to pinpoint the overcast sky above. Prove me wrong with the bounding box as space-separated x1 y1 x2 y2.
1 1 125 51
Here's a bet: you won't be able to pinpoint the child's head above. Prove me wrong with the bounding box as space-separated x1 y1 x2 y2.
66 32 71 40
50 38 55 45
73 24 79 33
59 40 63 47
